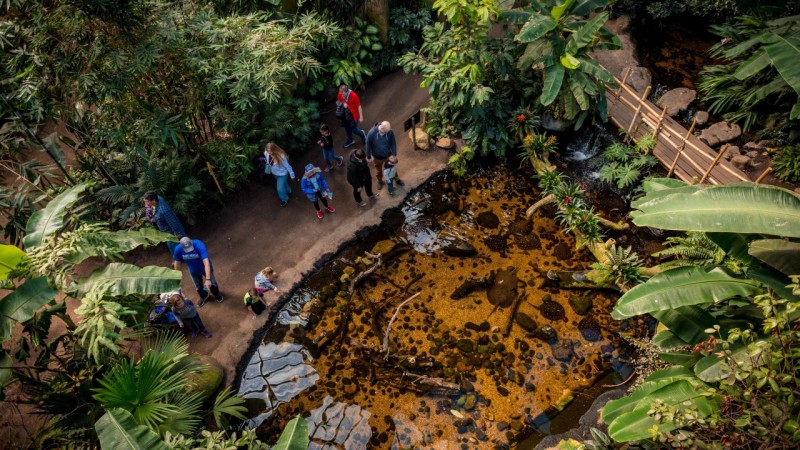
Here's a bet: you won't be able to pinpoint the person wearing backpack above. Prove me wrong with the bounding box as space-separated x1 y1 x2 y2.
336 84 367 148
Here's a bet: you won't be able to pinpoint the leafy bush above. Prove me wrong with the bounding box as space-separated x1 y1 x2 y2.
698 14 800 134
591 245 647 288
772 144 800 182
225 97 321 154
386 7 432 68
598 137 658 191
205 140 257 190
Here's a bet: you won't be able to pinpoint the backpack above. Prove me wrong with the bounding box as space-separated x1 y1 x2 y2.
335 90 351 119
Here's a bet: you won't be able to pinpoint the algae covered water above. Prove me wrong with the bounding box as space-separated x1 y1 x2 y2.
237 164 638 448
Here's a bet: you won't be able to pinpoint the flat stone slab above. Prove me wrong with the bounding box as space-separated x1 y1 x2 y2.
656 87 696 116
699 121 742 146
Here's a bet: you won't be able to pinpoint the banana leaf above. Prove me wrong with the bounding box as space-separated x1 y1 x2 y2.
566 12 608 54
550 0 575 22
540 63 565 106
763 34 800 96
733 49 771 80
653 330 690 349
71 263 181 298
749 239 800 276
0 244 25 281
747 266 800 302
659 351 702 367
65 229 175 265
516 14 557 43
24 183 88 249
602 366 695 423
607 379 719 442
95 408 168 450
567 72 590 109
707 232 756 263
612 267 761 319
693 339 761 382
652 305 717 346
631 183 800 238
273 415 309 450
0 277 57 341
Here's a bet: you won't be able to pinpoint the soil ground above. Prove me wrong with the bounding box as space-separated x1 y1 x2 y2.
125 70 450 384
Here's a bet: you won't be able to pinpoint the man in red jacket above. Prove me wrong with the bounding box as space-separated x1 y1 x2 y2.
337 84 367 148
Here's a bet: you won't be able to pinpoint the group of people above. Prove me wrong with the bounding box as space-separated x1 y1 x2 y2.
262 84 404 215
143 84 404 337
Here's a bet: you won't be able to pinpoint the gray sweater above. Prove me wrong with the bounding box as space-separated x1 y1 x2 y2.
172 300 198 324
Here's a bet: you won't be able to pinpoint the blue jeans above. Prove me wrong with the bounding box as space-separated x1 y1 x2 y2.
189 271 220 299
166 240 178 255
345 124 367 144
386 178 394 192
322 147 339 167
274 174 292 202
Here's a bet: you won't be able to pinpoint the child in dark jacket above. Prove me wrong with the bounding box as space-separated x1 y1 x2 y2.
171 293 211 338
301 164 335 219
244 288 268 317
318 124 344 172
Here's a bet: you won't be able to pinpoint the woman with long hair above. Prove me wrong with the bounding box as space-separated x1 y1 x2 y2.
264 142 296 206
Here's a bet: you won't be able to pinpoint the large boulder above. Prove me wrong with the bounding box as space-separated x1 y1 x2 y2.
408 127 429 150
699 121 742 146
656 88 696 117
624 66 652 94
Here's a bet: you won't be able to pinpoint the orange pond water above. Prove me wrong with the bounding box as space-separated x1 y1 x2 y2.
238 166 632 448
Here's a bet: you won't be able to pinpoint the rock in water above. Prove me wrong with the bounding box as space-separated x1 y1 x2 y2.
451 277 489 299
487 268 518 307
442 240 477 257
514 312 538 332
538 299 566 321
475 211 500 229
568 295 593 315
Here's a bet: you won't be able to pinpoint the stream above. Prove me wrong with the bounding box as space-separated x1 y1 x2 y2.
235 133 650 448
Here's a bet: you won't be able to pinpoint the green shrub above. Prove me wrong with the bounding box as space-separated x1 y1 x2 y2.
205 140 257 190
772 144 800 182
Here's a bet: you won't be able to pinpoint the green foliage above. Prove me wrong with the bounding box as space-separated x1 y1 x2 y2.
598 137 658 191
698 14 800 134
388 7 433 62
96 408 169 450
519 133 557 168
329 16 380 87
211 387 248 429
165 428 269 450
538 171 603 244
448 145 475 177
272 415 310 450
400 0 528 157
205 140 257 190
772 143 800 182
591 245 647 288
653 232 729 269
623 0 741 19
510 0 620 124
93 332 204 437
0 160 57 246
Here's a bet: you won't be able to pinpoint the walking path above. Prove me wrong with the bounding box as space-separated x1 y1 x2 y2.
128 71 449 383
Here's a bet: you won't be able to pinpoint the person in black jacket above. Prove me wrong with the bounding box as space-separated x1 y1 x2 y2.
346 148 379 207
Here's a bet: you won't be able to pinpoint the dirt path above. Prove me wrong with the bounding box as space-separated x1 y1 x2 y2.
128 71 449 384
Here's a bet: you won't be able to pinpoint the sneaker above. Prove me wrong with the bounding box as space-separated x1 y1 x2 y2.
357 201 367 207
215 293 224 303
336 156 344 167
198 295 208 308
326 206 335 213
368 193 380 199
280 200 287 207
324 165 332 172
388 189 396 197
191 331 199 338
201 330 212 338
343 140 356 148
395 179 405 187
376 181 384 190
316 210 324 219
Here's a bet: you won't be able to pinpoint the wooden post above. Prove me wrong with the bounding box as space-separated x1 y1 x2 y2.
651 107 667 150
667 118 697 178
698 144 729 184
206 161 224 194
625 86 651 143
754 167 773 184
616 67 632 95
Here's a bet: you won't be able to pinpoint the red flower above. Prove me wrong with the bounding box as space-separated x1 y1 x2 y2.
563 196 572 204
516 114 526 123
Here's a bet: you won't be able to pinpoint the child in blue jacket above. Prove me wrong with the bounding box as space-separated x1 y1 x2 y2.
301 164 335 219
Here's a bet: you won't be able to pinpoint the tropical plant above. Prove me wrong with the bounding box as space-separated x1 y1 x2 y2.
538 172 603 244
400 0 528 156
0 160 58 246
603 179 800 446
508 0 621 127
598 136 658 191
510 107 541 142
329 16 382 87
205 140 257 191
519 132 558 168
591 245 648 288
448 145 475 177
698 14 800 134
653 231 732 270
772 143 800 182
388 6 433 66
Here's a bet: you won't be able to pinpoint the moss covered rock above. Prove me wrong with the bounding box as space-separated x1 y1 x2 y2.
371 240 396 256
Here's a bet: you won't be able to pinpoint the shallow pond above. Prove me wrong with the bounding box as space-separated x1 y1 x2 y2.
237 161 644 448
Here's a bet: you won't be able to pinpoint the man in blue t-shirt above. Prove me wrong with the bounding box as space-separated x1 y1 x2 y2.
173 237 223 307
